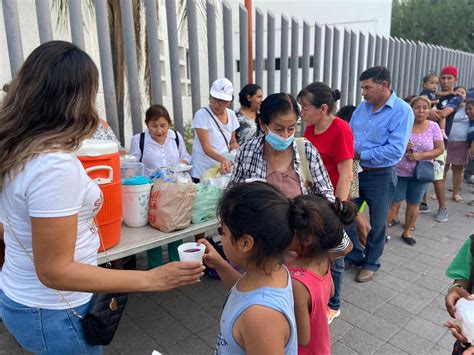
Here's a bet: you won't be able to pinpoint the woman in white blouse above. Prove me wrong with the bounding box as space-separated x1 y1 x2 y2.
130 105 191 177
129 104 191 268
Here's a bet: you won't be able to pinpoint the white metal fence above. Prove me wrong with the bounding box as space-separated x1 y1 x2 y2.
2 0 474 142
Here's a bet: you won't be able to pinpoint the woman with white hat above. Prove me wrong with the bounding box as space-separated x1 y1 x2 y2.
191 78 240 182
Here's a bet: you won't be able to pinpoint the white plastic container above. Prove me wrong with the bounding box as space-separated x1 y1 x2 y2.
122 177 152 227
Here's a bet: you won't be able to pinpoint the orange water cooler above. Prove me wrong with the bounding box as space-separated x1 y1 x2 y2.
75 140 122 251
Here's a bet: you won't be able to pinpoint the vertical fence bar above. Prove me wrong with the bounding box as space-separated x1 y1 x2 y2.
388 37 395 72
348 31 357 106
397 39 406 97
186 0 201 112
356 32 367 104
375 35 382 65
185 1 200 114
381 36 389 67
223 2 234 84
404 41 413 96
313 23 323 82
323 25 333 86
267 11 275 95
69 0 85 50
414 42 423 94
426 44 433 73
280 15 289 92
36 0 53 43
340 28 350 106
165 0 184 133
120 0 143 134
255 8 264 86
410 41 418 95
331 26 341 90
95 0 119 139
366 33 375 68
419 42 427 89
146 0 164 105
207 1 218 85
239 4 249 88
302 20 310 88
3 0 24 77
392 38 400 92
290 17 299 97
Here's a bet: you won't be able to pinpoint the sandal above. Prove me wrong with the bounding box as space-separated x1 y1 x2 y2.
452 195 464 202
467 211 474 218
401 234 416 246
388 219 400 227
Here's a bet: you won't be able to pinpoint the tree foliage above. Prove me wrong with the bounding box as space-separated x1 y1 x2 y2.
391 0 474 52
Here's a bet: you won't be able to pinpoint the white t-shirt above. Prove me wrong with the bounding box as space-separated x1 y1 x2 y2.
0 152 101 309
191 106 240 179
129 129 191 177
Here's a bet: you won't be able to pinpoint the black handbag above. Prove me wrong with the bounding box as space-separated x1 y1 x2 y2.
80 292 128 345
415 160 435 183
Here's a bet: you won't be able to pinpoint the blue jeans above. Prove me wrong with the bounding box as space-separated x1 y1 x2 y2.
0 291 102 354
328 257 344 310
346 167 397 272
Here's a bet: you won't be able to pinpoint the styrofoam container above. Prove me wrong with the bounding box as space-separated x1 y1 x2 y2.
122 177 152 227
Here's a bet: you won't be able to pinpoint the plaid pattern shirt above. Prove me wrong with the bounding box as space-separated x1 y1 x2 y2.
230 136 352 253
231 135 335 201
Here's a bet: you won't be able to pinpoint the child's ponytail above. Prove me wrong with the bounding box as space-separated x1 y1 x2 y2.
331 197 358 225
290 195 357 257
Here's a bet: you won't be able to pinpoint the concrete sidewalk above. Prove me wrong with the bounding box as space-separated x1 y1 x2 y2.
1 179 473 354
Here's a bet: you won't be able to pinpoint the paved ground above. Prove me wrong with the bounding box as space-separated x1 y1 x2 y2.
1 178 473 354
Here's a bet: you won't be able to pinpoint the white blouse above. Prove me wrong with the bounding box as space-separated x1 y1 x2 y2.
129 130 191 177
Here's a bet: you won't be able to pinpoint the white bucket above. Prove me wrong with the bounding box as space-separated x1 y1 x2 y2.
122 183 152 227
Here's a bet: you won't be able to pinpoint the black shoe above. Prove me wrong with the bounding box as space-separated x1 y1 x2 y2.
401 234 416 246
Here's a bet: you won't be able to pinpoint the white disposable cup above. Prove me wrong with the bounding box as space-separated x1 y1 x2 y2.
178 242 205 262
122 183 151 227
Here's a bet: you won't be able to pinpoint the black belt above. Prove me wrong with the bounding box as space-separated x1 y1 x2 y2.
361 166 394 172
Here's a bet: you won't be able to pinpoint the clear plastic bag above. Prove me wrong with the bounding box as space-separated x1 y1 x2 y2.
455 298 474 343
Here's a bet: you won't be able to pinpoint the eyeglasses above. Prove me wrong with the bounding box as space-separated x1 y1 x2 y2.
210 97 231 105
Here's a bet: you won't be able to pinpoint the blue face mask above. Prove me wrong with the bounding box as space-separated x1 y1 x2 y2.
264 126 295 151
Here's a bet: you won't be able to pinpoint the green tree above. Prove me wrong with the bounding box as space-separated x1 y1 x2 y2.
391 0 474 52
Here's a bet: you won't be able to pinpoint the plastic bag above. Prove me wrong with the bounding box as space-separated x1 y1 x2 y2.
455 298 474 343
148 178 196 232
191 184 223 224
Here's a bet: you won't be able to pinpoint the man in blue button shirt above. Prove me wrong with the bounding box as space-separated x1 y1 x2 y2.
347 66 414 282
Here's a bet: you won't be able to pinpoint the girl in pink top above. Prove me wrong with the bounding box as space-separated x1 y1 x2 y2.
287 195 357 354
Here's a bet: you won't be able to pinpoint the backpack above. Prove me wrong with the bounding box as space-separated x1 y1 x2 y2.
139 130 180 163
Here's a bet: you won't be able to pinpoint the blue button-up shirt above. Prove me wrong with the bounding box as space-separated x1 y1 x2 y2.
350 91 414 168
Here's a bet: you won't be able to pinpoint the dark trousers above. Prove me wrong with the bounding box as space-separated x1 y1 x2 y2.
346 167 397 272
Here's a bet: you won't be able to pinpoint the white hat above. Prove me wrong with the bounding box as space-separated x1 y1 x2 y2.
210 78 233 101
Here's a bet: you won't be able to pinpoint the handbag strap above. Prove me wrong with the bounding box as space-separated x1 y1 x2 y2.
204 107 230 152
469 234 474 292
295 137 313 187
6 216 111 320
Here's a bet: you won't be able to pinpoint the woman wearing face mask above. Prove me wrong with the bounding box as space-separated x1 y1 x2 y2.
230 93 334 201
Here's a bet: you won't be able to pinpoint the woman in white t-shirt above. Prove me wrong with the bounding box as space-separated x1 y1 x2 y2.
129 104 191 268
0 41 204 354
191 78 240 181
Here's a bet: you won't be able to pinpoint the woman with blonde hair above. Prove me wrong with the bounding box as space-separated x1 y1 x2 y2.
0 41 203 354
